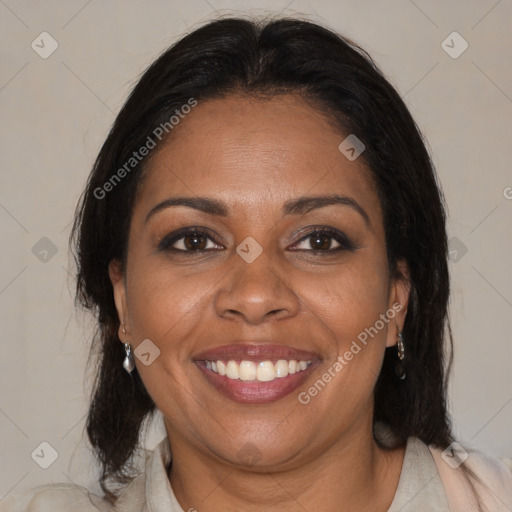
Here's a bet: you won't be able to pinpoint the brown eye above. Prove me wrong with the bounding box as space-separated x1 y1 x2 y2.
291 228 354 253
158 228 222 252
182 233 208 251
308 233 338 251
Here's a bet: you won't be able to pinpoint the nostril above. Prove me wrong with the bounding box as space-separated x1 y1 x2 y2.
267 308 287 318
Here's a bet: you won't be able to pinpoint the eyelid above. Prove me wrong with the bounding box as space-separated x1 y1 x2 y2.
288 226 354 252
157 226 224 252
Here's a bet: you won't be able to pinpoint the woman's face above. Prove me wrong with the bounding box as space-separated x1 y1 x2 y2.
110 94 409 469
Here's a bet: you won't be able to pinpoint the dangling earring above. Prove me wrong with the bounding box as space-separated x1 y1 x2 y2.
394 332 406 380
121 322 134 374
123 342 135 374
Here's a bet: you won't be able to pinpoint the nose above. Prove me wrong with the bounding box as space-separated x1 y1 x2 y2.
214 250 300 325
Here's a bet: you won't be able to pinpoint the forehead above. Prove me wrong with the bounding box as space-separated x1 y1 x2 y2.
135 94 379 219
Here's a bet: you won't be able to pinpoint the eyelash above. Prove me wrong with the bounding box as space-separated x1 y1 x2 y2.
157 226 355 255
293 227 355 253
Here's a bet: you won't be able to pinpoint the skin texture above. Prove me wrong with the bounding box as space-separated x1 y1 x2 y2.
109 94 411 511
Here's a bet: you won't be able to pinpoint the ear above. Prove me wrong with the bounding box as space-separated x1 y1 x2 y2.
385 259 411 348
108 259 129 343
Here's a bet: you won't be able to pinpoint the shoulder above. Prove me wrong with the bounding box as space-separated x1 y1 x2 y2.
428 441 512 510
0 483 111 512
464 446 512 493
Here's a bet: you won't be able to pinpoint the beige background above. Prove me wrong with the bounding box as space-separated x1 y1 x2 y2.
0 0 511 500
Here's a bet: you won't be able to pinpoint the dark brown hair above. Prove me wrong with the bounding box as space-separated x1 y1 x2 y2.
72 16 457 503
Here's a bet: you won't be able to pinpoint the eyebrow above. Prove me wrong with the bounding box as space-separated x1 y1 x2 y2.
145 194 371 227
282 194 370 227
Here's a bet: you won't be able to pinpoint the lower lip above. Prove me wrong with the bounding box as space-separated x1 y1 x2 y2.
195 361 320 404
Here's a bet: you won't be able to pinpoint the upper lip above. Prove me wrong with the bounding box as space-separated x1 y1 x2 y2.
193 343 320 362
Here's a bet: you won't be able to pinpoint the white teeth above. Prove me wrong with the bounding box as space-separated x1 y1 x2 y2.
257 361 276 382
205 359 312 382
217 360 226 376
275 360 289 378
226 361 239 379
239 361 257 381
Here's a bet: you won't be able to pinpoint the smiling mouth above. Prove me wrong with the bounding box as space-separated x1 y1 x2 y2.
193 343 320 404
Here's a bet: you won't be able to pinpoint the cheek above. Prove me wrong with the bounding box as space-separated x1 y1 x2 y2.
123 262 214 416
127 262 213 340
298 253 391 346
297 266 391 414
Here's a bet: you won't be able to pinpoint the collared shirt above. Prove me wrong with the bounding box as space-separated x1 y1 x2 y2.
1 434 511 511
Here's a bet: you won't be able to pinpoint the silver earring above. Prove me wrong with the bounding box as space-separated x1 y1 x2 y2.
397 332 405 360
394 332 406 380
123 342 135 373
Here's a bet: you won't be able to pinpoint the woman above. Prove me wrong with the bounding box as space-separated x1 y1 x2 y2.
2 16 511 512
